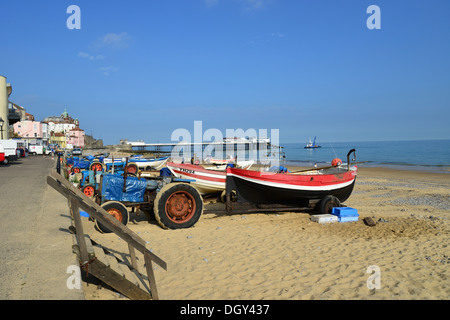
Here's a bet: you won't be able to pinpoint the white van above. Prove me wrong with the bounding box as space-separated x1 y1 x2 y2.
29 145 52 155
0 140 19 165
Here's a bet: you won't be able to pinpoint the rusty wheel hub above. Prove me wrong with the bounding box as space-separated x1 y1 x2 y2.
91 163 102 171
107 208 123 222
165 191 196 223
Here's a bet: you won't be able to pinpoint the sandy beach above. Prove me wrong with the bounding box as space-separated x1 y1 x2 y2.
80 165 450 300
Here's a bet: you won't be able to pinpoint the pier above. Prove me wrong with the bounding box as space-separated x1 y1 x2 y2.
130 140 285 162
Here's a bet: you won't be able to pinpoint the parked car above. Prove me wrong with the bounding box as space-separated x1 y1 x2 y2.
0 144 5 164
72 148 82 156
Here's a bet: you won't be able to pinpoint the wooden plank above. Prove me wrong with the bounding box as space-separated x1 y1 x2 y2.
144 252 159 300
74 239 152 300
128 243 139 271
83 235 96 260
69 197 89 263
86 259 152 300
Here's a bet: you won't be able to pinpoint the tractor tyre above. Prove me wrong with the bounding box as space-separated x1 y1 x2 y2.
153 183 203 230
95 201 129 234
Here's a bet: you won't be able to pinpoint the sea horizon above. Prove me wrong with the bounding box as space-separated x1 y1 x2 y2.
280 139 450 173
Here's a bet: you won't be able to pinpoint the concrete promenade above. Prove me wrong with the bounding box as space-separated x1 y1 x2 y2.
0 155 84 300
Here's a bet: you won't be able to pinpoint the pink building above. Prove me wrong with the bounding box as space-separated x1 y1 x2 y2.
67 127 85 147
13 120 42 138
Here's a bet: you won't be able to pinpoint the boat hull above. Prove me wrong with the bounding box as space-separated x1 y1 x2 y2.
129 157 169 169
167 162 226 194
226 167 357 206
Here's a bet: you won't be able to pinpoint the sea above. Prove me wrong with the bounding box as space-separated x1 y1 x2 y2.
280 139 450 173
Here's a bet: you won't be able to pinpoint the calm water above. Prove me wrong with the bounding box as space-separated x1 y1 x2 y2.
280 140 450 173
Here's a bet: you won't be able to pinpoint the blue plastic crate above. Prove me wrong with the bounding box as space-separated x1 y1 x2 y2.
339 216 359 223
332 207 358 217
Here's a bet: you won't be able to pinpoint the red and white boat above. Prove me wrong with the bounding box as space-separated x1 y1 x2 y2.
204 154 235 165
167 162 227 195
167 160 254 195
226 150 358 207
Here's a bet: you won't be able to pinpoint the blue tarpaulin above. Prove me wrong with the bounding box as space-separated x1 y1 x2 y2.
101 174 147 203
67 157 91 169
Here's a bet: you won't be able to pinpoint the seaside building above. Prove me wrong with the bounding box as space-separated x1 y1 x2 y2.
14 120 42 138
49 132 67 149
44 109 85 148
43 109 78 135
67 126 85 148
13 120 50 146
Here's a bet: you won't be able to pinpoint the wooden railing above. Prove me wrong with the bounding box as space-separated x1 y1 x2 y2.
47 169 167 300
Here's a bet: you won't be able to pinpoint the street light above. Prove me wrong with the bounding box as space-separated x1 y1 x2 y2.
0 117 4 139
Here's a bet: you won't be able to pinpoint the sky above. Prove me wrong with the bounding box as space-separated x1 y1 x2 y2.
1 0 449 145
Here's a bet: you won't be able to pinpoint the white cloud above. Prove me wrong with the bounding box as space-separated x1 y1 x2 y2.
98 66 119 76
78 52 105 61
95 32 130 50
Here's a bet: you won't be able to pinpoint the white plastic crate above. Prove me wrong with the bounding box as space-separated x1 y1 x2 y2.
311 214 338 224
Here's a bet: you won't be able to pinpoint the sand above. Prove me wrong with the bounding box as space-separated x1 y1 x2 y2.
80 166 450 300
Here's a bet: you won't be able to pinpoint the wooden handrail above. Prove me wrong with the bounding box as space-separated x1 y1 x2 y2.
47 169 167 300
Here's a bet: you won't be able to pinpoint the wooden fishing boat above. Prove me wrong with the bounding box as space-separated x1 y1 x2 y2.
167 162 226 194
226 149 357 209
103 157 127 164
204 154 235 165
129 156 169 170
167 159 255 195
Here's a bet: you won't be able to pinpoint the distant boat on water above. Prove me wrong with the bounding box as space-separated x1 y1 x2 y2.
305 137 321 149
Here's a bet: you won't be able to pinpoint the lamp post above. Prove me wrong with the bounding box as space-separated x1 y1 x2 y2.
0 117 4 139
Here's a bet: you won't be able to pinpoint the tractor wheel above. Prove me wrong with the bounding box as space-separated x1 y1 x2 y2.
72 167 81 174
153 183 203 229
89 161 104 172
126 163 139 175
81 184 96 198
317 195 341 214
95 201 129 233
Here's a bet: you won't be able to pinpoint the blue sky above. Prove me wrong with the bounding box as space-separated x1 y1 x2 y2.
1 0 449 145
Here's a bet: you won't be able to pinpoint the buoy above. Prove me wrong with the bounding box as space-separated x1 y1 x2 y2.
331 158 342 166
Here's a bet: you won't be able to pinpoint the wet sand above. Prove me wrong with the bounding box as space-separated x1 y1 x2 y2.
80 165 450 300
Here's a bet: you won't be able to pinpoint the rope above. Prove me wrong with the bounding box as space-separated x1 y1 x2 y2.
80 257 97 277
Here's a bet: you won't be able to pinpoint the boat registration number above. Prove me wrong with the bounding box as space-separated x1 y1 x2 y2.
179 168 195 175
